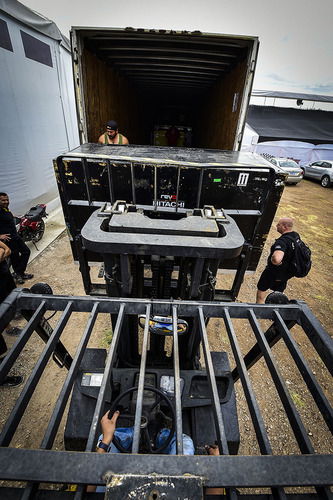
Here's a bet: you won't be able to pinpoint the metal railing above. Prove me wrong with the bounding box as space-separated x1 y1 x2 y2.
0 290 332 498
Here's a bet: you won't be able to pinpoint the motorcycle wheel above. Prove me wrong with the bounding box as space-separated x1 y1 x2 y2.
34 219 45 242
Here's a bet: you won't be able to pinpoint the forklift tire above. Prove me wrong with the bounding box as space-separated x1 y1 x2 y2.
29 282 53 295
265 291 289 304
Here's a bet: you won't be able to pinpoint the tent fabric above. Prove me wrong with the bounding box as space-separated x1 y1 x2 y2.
247 105 333 144
0 0 70 51
255 141 314 165
240 124 259 152
255 141 333 166
252 90 333 103
0 9 79 216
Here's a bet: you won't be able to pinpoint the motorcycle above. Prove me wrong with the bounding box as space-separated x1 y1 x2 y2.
15 204 47 250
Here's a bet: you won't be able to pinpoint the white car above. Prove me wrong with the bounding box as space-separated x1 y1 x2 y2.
301 160 333 188
268 158 303 185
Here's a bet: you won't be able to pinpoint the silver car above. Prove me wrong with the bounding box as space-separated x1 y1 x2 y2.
301 160 333 188
269 158 303 185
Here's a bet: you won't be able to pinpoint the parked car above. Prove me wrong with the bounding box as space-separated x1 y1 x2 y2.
268 157 303 185
301 160 333 188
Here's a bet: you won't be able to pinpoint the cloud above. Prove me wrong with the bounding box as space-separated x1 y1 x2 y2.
303 83 333 94
266 73 291 83
264 73 333 95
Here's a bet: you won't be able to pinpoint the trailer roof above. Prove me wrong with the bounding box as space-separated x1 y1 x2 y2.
71 27 257 97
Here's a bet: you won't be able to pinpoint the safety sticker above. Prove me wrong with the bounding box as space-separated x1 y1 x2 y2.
237 172 249 186
81 372 103 387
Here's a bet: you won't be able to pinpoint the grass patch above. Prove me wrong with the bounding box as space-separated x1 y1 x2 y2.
290 391 305 409
102 328 113 347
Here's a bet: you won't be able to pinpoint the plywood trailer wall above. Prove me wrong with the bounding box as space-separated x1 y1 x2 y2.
82 49 144 144
196 58 248 150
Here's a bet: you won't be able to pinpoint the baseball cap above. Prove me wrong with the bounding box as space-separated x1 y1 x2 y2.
106 120 118 130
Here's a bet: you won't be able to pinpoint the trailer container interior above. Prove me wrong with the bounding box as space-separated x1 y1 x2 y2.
71 28 259 149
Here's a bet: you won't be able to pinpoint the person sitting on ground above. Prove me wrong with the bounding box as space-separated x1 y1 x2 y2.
0 240 23 387
0 192 33 285
98 120 129 145
256 217 300 303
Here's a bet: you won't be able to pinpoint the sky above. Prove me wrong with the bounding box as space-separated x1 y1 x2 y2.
21 0 333 97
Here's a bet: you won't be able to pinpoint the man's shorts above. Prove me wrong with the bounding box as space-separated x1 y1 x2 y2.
257 268 287 293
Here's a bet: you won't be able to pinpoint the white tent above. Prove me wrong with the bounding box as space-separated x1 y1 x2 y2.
254 140 314 165
254 140 333 165
311 144 333 162
0 0 79 215
240 123 259 152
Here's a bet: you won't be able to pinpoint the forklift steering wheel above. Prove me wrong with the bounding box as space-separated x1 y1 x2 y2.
109 386 176 454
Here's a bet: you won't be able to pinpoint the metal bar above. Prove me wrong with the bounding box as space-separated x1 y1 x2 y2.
73 485 85 500
120 254 131 295
172 304 183 454
0 302 73 447
99 45 239 58
230 244 252 300
198 306 229 454
273 310 333 434
247 309 314 454
109 54 228 66
130 162 136 204
107 159 114 203
196 169 204 208
299 304 333 376
223 308 272 454
175 166 181 213
223 309 287 500
189 258 205 298
19 483 38 500
85 303 126 451
232 319 297 382
81 158 92 205
13 293 304 319
0 301 46 383
14 293 303 319
0 450 332 488
41 303 99 449
154 165 157 211
132 303 151 453
0 288 20 333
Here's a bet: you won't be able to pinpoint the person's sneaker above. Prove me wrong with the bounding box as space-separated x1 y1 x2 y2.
0 375 24 387
13 273 24 284
5 327 22 336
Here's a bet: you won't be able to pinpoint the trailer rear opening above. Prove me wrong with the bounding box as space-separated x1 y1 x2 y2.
71 28 259 149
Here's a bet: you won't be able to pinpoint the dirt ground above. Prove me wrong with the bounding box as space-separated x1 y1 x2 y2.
1 177 332 490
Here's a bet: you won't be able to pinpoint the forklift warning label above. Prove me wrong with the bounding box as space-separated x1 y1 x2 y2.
237 173 249 186
155 194 185 208
81 373 103 387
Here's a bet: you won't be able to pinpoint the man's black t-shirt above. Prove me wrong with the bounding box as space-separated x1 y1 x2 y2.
0 208 18 238
266 231 299 279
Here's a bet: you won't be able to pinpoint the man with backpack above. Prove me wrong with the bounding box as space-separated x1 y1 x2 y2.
256 217 311 303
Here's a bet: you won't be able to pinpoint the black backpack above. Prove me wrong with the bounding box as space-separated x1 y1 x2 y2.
285 235 312 278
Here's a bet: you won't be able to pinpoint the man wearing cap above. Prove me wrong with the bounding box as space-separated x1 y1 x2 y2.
98 120 129 145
